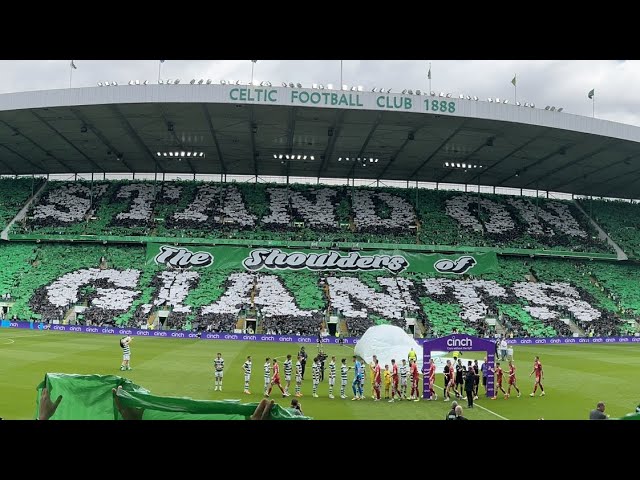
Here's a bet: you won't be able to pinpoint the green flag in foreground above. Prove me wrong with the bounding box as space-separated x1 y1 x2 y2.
36 373 311 420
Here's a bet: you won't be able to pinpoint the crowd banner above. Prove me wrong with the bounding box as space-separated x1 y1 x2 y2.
2 321 638 345
146 243 499 275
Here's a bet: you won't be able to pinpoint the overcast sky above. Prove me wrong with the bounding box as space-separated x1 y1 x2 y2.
0 60 635 125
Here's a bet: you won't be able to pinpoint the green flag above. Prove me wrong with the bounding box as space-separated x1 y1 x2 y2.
588 89 595 99
36 373 310 420
511 75 517 87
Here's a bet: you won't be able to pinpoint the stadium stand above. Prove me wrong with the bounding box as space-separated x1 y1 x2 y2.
13 181 613 254
0 240 637 338
580 198 640 258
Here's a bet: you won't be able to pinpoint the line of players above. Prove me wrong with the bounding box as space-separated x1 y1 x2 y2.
212 352 545 400
213 352 424 400
435 356 546 401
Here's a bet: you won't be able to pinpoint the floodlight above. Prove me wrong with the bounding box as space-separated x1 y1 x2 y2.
198 79 204 84
460 94 465 98
407 89 413 95
430 91 436 96
503 99 508 104
206 79 212 84
97 82 103 86
545 106 550 110
446 93 452 98
557 107 563 112
174 79 180 84
416 90 421 95
143 80 148 85
296 83 302 88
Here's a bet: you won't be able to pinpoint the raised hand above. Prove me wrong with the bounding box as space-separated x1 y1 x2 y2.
39 387 63 420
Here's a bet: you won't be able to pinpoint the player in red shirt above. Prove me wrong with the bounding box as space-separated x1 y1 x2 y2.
506 360 521 398
267 358 287 397
390 359 400 402
373 358 382 401
427 358 437 401
409 359 421 401
529 356 545 397
491 362 507 399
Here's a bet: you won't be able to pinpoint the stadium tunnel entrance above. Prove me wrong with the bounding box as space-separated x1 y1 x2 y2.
422 334 496 400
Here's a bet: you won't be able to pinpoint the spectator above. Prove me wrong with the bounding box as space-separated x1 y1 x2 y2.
589 401 609 420
446 400 458 420
288 398 304 416
454 405 468 420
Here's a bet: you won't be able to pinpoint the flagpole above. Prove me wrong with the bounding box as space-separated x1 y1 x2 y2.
69 62 73 89
514 74 517 104
158 61 162 83
593 96 595 118
251 60 257 85
340 60 343 88
428 62 432 93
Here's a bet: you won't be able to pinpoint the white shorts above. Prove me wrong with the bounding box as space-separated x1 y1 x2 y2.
329 377 335 386
296 376 302 383
244 375 251 383
313 380 319 387
285 375 291 382
400 378 407 386
341 379 347 386
215 371 223 378
264 378 270 386
122 355 130 361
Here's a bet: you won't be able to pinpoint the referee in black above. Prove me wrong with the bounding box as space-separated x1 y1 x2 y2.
465 362 475 408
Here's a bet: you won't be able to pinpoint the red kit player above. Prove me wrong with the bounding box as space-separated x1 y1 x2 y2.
529 356 545 397
506 360 521 398
268 358 287 397
491 362 507 399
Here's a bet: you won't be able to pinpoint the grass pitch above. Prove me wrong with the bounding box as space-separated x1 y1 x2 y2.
1 329 637 420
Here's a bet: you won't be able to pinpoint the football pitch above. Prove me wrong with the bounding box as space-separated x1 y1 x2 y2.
1 329 637 420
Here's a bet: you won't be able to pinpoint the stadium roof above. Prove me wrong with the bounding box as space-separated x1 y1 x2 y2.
1 85 640 198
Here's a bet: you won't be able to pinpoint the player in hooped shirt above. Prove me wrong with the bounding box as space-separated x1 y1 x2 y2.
506 360 521 398
529 356 546 397
399 359 408 399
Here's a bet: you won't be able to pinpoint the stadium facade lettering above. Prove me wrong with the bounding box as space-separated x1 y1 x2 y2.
227 87 457 113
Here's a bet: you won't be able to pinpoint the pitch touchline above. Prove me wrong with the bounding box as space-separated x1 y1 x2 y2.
433 384 509 420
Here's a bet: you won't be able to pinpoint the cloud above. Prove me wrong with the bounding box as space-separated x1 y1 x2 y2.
0 60 637 126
